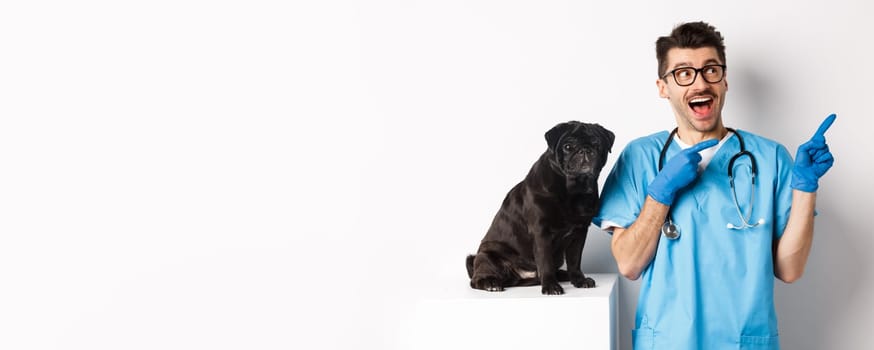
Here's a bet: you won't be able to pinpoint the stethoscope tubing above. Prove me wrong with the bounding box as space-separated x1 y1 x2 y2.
657 128 762 239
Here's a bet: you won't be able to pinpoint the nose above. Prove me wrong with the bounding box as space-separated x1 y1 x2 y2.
578 152 592 165
690 70 712 90
577 153 594 171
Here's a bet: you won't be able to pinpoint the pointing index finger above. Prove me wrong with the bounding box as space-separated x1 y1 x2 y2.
689 138 719 153
812 114 837 141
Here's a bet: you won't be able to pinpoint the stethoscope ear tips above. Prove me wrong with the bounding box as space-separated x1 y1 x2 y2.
757 218 765 225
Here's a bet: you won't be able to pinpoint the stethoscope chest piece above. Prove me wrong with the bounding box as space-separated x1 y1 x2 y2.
662 219 680 240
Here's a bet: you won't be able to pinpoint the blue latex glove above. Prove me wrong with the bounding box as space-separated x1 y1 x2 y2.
648 138 719 205
792 114 836 192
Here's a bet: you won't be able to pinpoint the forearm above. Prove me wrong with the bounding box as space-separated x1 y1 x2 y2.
774 190 816 283
610 196 669 280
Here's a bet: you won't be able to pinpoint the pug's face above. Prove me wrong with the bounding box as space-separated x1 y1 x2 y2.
546 122 615 178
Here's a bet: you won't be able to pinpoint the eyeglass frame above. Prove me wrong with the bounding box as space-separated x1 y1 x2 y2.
660 64 727 86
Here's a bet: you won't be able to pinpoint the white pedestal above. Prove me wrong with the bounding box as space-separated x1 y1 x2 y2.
399 273 618 350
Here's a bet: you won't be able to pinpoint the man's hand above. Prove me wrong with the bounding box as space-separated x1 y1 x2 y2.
792 114 836 192
648 139 719 205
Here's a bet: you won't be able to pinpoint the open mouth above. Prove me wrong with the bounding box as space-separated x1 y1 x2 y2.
688 96 714 117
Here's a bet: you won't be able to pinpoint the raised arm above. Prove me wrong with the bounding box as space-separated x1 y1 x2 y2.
775 114 836 283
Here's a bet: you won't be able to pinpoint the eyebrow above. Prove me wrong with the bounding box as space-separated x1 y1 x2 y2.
671 58 723 69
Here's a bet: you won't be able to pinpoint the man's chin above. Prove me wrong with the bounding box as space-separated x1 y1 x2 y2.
686 115 720 133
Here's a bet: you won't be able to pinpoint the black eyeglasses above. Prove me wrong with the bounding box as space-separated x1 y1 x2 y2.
661 64 726 86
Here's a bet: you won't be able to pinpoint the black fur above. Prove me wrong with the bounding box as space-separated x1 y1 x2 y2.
467 121 614 295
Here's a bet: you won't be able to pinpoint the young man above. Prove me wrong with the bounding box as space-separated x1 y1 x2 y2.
593 21 835 349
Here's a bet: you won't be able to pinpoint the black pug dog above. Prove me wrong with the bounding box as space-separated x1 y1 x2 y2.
466 121 614 295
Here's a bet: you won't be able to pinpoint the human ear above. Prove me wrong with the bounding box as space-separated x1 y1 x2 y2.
657 78 669 99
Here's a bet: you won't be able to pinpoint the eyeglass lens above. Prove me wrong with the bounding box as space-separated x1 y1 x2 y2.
673 65 724 86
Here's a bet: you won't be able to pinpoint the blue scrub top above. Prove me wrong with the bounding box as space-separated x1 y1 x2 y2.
594 129 794 350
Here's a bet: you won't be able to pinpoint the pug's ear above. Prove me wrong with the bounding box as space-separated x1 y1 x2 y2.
545 121 577 152
596 124 615 153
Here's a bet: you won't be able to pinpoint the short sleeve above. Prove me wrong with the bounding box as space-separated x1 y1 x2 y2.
773 144 795 239
594 142 652 233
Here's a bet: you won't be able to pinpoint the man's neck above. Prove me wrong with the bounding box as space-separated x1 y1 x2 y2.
675 125 727 145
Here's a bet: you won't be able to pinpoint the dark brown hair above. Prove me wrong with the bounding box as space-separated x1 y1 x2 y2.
656 21 726 77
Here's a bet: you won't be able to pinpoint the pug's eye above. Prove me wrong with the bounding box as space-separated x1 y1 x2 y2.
562 143 576 152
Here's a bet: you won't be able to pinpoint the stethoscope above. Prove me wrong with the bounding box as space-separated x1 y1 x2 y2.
658 127 765 240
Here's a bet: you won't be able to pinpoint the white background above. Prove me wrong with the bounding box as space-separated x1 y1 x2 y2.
1 1 872 349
